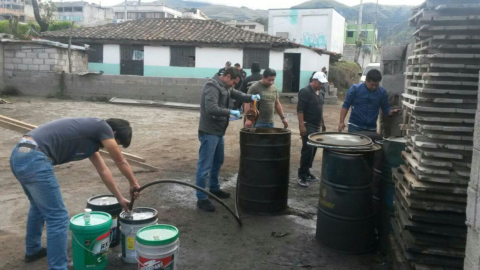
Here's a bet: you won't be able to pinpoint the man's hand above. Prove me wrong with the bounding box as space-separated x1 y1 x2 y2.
322 124 327 132
299 124 307 137
282 118 289 129
251 94 261 101
388 109 401 116
338 123 346 132
118 197 131 211
230 110 241 118
130 183 141 199
245 119 253 128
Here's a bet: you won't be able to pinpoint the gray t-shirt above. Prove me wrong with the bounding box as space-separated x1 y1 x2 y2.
28 117 114 165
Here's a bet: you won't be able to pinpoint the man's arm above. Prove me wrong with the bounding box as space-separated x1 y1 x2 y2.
338 85 356 132
205 85 231 117
89 151 132 211
298 113 306 137
230 89 252 102
380 90 396 116
101 139 140 188
275 98 288 128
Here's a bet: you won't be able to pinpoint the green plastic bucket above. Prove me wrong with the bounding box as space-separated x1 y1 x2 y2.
70 210 112 270
136 225 180 270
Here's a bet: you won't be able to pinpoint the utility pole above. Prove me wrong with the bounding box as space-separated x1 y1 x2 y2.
354 0 363 65
371 0 378 63
124 0 127 20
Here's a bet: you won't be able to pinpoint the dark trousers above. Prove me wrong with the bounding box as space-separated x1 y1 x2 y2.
299 124 320 178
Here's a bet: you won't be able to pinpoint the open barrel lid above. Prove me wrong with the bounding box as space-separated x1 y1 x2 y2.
308 132 373 149
136 224 179 246
119 207 158 225
87 195 121 212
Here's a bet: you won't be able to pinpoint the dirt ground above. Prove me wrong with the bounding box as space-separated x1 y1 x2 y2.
0 97 388 270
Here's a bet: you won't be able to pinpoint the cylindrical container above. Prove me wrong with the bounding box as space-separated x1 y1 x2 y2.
119 207 158 263
316 149 376 253
238 128 291 214
70 210 112 270
87 195 123 248
136 224 180 270
381 137 406 216
379 137 406 253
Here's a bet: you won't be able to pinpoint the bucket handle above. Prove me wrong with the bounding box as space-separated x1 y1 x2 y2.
72 233 109 255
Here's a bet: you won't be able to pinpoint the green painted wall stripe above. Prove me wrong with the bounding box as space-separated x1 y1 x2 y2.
88 63 120 75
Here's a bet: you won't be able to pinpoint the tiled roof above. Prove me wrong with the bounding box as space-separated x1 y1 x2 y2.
42 18 290 47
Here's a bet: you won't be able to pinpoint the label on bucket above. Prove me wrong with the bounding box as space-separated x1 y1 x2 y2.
84 231 110 267
138 254 174 270
127 236 135 250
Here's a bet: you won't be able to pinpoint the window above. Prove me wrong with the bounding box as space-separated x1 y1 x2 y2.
115 12 125 19
63 7 72 12
166 13 174 18
73 6 82 12
276 32 288 39
57 7 63 12
347 31 354 38
243 49 269 69
88 44 103 63
137 12 146 19
127 12 137 19
170 47 195 67
249 25 255 29
157 12 165 18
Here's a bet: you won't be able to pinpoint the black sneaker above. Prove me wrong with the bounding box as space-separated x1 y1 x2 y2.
25 247 47 263
209 189 231 199
298 177 309 187
307 173 319 182
197 199 215 211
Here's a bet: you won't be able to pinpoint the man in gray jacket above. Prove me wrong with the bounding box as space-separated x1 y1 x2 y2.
196 67 261 211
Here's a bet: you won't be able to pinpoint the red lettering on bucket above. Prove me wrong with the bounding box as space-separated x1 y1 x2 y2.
96 231 110 241
138 255 174 270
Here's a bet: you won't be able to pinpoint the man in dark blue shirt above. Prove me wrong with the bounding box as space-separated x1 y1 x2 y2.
338 69 399 133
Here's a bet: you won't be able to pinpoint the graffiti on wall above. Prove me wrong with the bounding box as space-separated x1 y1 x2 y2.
301 32 327 49
289 9 298 25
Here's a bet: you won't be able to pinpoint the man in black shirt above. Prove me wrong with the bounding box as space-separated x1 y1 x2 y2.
297 72 328 187
217 61 232 76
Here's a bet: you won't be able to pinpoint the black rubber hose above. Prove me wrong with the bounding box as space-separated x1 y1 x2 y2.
129 180 242 227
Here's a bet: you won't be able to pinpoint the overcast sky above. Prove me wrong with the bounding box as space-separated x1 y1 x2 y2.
81 0 426 9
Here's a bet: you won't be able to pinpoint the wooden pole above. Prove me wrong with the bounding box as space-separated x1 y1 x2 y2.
68 21 74 73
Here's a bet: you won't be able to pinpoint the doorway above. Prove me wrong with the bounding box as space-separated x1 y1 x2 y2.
283 53 301 93
120 45 144 76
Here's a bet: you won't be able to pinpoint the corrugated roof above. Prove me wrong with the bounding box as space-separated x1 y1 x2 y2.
42 18 290 46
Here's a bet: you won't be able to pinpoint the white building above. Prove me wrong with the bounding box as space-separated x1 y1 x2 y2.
112 2 182 21
225 20 265 33
268 8 346 54
56 2 114 26
182 8 208 20
44 18 339 93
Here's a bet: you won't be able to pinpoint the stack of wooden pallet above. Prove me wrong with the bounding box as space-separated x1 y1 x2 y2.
392 0 480 269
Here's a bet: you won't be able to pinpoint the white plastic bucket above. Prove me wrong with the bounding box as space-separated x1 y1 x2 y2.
136 224 180 270
119 207 158 264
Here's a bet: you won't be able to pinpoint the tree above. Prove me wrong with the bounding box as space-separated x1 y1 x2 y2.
32 0 56 32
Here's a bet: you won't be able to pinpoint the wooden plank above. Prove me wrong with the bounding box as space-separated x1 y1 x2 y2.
397 174 467 203
396 187 466 214
0 115 155 171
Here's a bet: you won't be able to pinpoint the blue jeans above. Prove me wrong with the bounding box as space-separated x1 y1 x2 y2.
348 124 376 133
255 121 274 128
195 133 224 200
10 138 69 270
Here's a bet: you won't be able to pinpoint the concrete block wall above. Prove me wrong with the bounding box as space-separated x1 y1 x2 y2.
465 71 480 270
2 70 208 103
3 43 88 75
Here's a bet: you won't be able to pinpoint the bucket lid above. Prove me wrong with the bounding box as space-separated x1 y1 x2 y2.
70 211 112 233
308 132 372 147
86 195 121 211
119 207 158 225
136 224 179 246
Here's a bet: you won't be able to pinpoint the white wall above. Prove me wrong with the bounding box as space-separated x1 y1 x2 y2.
284 47 329 72
103 44 120 64
268 8 344 54
330 10 345 54
195 47 243 69
269 50 284 70
144 46 170 66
